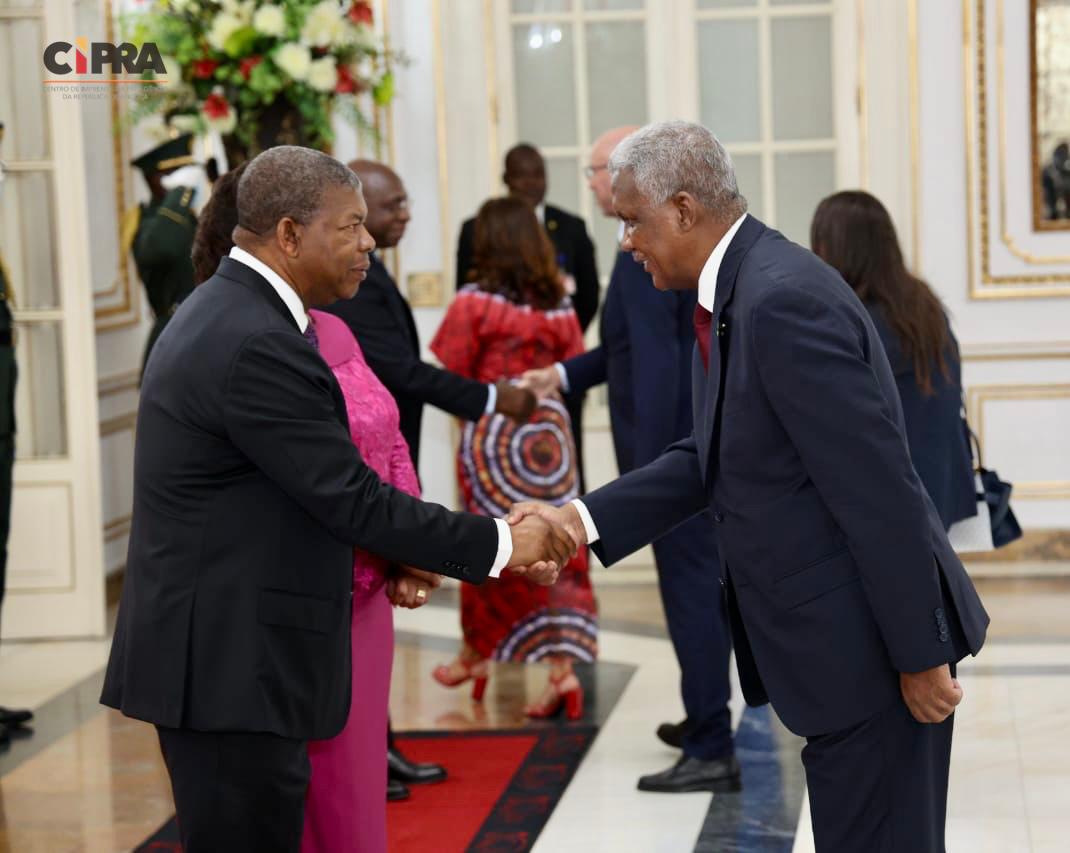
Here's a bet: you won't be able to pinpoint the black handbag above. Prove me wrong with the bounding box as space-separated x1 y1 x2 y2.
964 424 1023 549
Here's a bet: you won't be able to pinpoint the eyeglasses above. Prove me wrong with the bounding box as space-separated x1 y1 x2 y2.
583 164 608 179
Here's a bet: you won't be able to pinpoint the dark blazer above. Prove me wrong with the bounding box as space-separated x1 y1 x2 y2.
866 305 976 530
101 257 497 741
456 204 600 331
323 255 488 467
583 216 989 737
563 250 695 473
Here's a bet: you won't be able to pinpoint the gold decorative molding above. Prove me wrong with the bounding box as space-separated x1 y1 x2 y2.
99 411 137 437
104 514 132 542
961 341 1070 360
431 0 453 289
483 0 500 179
856 0 868 189
965 382 1070 499
963 0 1070 298
97 369 140 398
908 0 922 272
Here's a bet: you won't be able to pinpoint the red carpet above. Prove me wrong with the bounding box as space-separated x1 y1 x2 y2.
387 733 538 852
135 726 596 852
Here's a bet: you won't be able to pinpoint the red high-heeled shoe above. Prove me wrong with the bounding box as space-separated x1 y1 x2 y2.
524 671 584 721
432 658 489 701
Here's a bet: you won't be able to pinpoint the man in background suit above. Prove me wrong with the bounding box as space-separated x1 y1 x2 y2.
510 122 989 851
520 127 736 792
101 146 574 853
456 143 599 491
324 159 536 800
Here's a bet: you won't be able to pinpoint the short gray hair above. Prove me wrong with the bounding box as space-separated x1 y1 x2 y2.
608 121 746 220
237 145 362 235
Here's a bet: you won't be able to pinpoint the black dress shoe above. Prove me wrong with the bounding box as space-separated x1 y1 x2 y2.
387 777 410 802
388 745 447 785
656 719 688 749
0 706 32 728
637 754 742 794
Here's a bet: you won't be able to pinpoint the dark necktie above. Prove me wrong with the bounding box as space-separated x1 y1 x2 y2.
694 304 712 372
303 318 319 351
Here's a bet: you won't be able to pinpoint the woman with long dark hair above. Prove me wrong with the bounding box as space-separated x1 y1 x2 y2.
430 196 597 720
810 190 976 529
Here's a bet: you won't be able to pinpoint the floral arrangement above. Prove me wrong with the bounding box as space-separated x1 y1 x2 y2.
126 0 395 156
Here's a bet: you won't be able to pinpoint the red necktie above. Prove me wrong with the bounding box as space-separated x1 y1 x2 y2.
694 304 712 372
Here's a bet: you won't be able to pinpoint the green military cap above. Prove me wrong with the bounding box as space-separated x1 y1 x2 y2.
131 133 195 179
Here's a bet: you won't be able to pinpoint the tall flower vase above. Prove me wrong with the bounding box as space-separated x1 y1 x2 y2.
221 97 325 167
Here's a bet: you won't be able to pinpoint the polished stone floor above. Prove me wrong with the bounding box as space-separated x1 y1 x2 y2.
0 572 1067 851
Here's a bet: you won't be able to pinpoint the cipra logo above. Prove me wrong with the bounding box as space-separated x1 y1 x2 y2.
42 37 167 82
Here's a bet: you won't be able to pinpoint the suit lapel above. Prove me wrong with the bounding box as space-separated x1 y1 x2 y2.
215 256 301 331
698 216 766 484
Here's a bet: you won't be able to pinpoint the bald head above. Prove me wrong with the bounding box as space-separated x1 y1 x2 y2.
348 159 410 249
588 126 640 216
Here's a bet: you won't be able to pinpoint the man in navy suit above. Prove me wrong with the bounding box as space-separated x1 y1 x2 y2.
509 123 989 852
102 146 574 853
521 126 736 793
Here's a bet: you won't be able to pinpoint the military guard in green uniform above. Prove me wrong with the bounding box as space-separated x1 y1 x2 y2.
0 120 34 743
127 134 200 375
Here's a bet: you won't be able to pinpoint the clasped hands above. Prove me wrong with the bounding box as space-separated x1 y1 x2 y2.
503 501 588 586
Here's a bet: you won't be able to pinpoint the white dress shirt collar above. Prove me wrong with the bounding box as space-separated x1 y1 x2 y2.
229 246 309 332
697 213 748 312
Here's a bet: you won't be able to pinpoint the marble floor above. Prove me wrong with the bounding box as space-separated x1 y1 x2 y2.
0 572 1067 851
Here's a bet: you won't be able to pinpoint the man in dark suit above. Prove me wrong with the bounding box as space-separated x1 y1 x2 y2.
520 127 736 792
456 143 599 490
100 146 574 853
509 122 989 852
323 159 536 800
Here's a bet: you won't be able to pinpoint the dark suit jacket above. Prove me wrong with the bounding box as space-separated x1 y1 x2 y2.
866 305 976 530
323 255 488 467
456 204 600 331
562 250 695 473
583 216 989 737
101 257 497 741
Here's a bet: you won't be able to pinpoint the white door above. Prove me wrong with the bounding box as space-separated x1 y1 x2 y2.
1 0 106 638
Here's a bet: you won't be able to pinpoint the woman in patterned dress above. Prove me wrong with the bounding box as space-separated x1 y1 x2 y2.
430 197 597 720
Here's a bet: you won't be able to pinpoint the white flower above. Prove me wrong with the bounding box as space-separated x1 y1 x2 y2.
301 1 346 48
206 12 244 51
306 56 338 92
156 55 183 90
274 42 311 81
252 5 286 38
220 0 254 18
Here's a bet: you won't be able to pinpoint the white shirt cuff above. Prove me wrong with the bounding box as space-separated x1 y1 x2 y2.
489 518 512 578
484 383 498 415
555 362 570 393
570 499 600 544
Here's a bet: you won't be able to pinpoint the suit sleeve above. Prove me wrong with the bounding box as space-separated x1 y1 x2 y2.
582 435 708 566
752 287 951 674
562 345 607 395
223 329 496 582
572 223 600 332
343 287 488 422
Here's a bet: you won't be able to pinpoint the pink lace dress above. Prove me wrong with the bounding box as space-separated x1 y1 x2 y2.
301 310 420 853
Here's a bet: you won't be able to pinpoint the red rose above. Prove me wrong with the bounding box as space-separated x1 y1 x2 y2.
192 58 219 79
239 55 263 80
202 92 230 119
348 1 374 26
335 63 357 94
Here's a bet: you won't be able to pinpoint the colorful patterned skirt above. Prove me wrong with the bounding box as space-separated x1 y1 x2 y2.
457 397 598 662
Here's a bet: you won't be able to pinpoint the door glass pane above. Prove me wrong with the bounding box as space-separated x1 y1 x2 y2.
545 155 581 217
512 0 572 14
731 152 764 222
0 16 50 160
514 23 578 147
13 321 68 460
774 151 835 245
586 21 647 138
0 170 60 310
698 0 757 7
697 20 760 143
771 17 834 140
584 0 643 9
